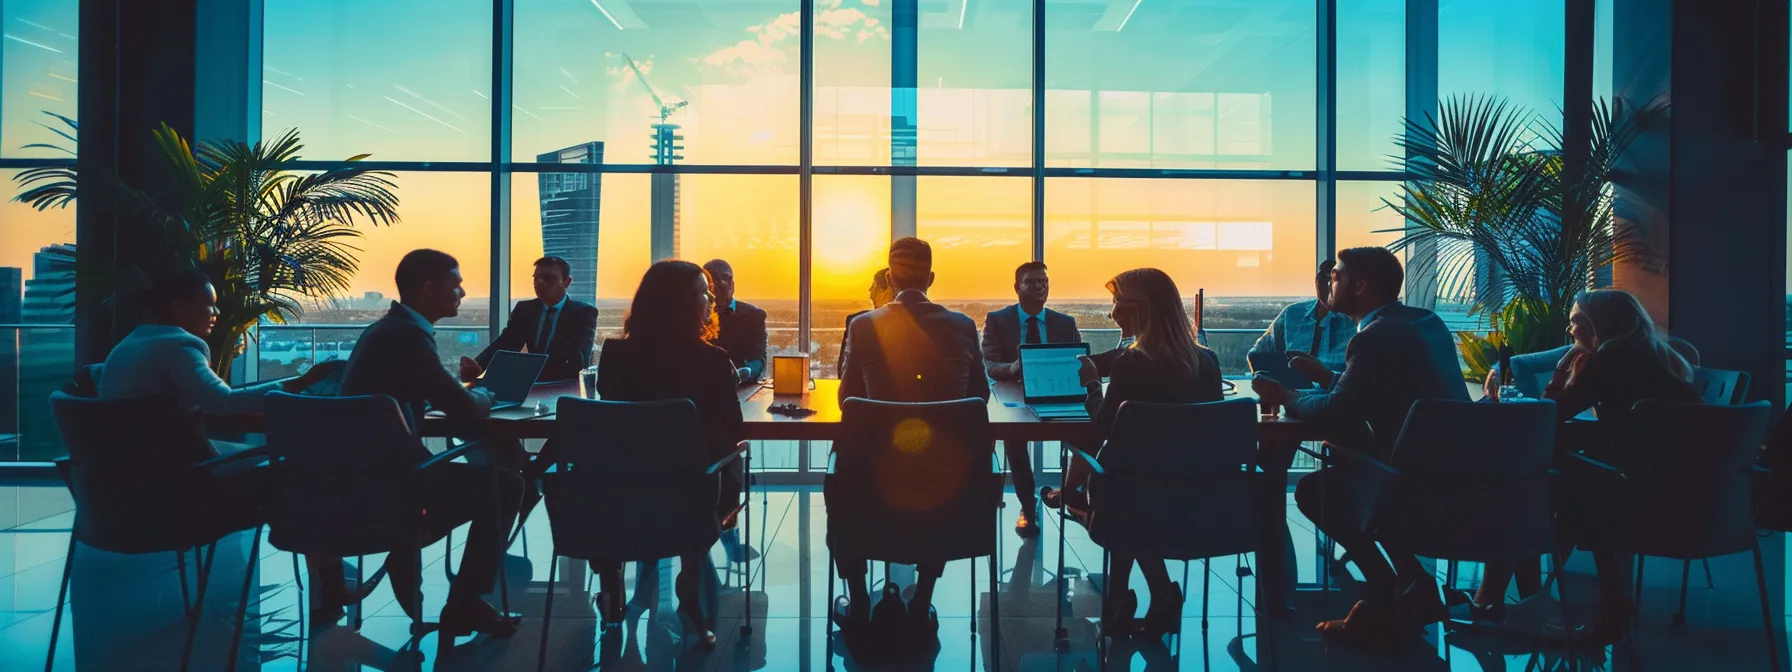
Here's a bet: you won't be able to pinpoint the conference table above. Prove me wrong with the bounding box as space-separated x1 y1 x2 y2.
410 377 1331 611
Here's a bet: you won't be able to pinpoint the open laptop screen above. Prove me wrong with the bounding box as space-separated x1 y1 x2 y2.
1019 343 1091 403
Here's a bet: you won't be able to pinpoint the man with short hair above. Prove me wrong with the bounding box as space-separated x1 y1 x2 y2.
980 261 1081 537
462 255 599 383
704 259 769 385
1253 246 1469 643
834 237 989 644
330 249 524 637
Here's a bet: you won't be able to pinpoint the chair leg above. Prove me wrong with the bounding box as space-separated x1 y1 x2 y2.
226 527 263 672
989 553 1002 672
177 549 192 618
44 532 75 672
1256 553 1276 672
1554 550 1574 661
1202 559 1211 631
1053 449 1069 651
742 449 753 638
1753 542 1781 672
181 543 220 672
970 558 978 636
443 528 456 583
353 557 364 631
1446 560 1458 593
1703 557 1715 590
1633 555 1647 617
537 555 558 672
1673 559 1691 626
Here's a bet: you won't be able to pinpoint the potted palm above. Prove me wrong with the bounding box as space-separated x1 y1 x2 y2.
122 124 401 378
1383 94 1663 381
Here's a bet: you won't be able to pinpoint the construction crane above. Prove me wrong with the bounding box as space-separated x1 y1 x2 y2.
620 53 687 165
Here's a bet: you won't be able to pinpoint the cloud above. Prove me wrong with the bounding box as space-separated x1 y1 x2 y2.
701 1 888 75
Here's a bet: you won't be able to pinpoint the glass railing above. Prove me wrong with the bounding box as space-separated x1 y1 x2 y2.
247 324 491 382
0 324 77 462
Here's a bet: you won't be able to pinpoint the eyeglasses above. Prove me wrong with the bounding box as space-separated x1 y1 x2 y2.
1019 279 1050 288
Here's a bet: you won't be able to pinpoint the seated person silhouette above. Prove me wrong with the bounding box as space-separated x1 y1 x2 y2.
981 261 1081 537
834 237 990 645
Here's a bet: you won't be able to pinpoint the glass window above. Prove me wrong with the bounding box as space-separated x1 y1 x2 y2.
511 170 650 346
916 176 1032 322
262 0 493 161
1043 0 1317 170
1044 178 1316 374
2 0 78 159
1337 0 1405 172
0 172 76 464
513 0 800 166
915 0 1033 167
812 175 892 373
678 175 802 357
1439 0 1565 124
814 0 895 165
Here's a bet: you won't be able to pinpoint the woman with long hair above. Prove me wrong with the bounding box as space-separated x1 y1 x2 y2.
593 260 742 649
1043 268 1224 639
1460 288 1697 643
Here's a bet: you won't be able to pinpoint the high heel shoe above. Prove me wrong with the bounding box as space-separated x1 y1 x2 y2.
1101 588 1139 638
1133 582 1184 639
678 605 718 651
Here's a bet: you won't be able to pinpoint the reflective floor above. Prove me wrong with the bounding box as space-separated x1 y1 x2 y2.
1 482 1786 671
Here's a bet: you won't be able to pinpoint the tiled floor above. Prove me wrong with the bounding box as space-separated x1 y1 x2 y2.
1 482 1787 671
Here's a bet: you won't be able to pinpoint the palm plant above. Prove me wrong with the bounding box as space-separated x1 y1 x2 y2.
11 111 78 210
1382 94 1664 379
130 124 400 377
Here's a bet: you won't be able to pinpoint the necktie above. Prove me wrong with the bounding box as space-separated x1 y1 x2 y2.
535 306 558 352
1025 315 1041 345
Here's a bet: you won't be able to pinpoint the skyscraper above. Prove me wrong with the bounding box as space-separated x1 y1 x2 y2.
19 244 75 461
537 142 605 307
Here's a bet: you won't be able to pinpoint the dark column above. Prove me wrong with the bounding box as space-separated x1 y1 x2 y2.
1403 0 1439 307
76 0 262 365
890 0 918 239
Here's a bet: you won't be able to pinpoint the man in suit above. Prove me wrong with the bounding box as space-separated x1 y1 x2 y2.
980 261 1080 537
1253 246 1470 643
704 259 769 385
333 249 524 637
461 256 598 383
835 237 989 640
837 268 893 376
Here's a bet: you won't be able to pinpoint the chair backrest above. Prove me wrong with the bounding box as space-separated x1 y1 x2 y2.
1515 371 1552 400
827 397 998 566
1088 399 1265 561
1756 405 1792 531
1692 367 1750 405
260 391 429 557
49 391 224 553
1620 400 1772 559
61 364 103 398
541 397 722 563
1376 399 1559 562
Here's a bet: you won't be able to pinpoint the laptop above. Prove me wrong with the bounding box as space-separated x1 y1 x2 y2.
475 350 550 411
1019 343 1092 421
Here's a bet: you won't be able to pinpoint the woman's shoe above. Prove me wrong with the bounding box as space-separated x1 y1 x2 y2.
1101 588 1139 638
678 605 718 651
1583 595 1635 646
1133 582 1184 639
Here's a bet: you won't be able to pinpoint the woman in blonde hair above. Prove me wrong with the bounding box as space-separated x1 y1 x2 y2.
1042 267 1223 639
1460 288 1697 644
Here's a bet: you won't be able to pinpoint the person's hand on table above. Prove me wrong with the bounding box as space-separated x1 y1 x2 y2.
458 356 484 383
1482 368 1502 401
1285 351 1333 387
283 359 346 393
1075 355 1098 387
1251 375 1291 407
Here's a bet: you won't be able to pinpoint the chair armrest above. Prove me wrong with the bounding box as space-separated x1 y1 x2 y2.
1317 443 1398 475
827 451 837 475
195 445 272 470
706 441 751 475
1070 446 1106 475
992 453 1002 474
1562 452 1627 481
419 442 485 472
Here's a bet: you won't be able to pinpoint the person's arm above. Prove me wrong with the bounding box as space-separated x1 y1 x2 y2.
705 350 746 458
475 303 531 368
412 328 492 419
1544 348 1599 421
1088 354 1132 439
1246 309 1293 385
564 303 599 371
168 339 282 416
966 324 992 401
981 312 1020 381
1287 330 1385 427
839 318 868 404
741 309 769 382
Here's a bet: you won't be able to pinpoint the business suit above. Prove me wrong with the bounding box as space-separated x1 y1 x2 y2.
101 325 281 416
475 297 599 382
834 290 989 584
980 305 1083 381
334 302 523 612
1288 302 1469 608
837 310 869 376
981 304 1081 513
714 300 769 383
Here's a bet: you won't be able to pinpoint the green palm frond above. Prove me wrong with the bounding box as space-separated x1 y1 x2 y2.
126 124 401 376
10 111 78 210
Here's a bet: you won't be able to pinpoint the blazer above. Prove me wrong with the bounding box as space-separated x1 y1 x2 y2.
713 300 770 381
1085 347 1225 440
839 292 990 404
342 303 493 435
475 297 599 382
597 338 745 461
981 305 1083 381
1546 338 1699 426
99 324 280 416
838 310 869 375
1287 302 1470 459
